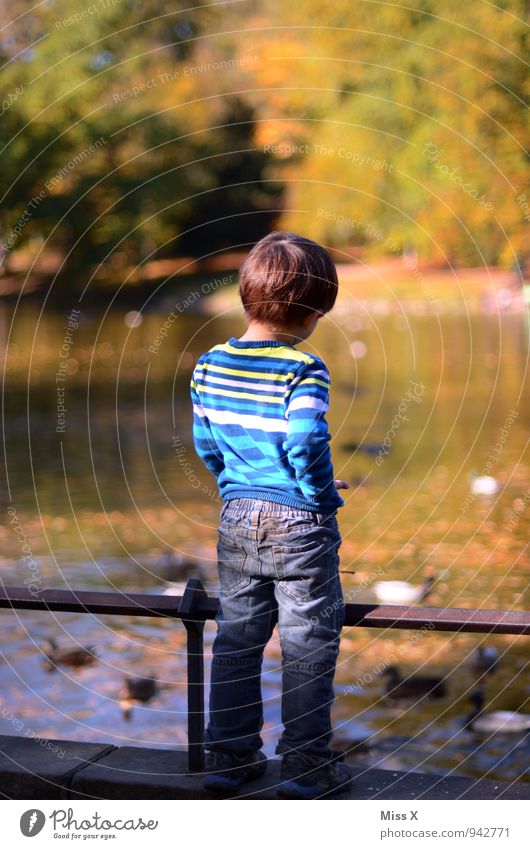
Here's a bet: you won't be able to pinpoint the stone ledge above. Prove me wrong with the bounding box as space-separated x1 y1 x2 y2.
0 735 115 799
1 735 529 800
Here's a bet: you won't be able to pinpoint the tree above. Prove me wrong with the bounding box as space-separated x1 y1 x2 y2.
0 0 279 289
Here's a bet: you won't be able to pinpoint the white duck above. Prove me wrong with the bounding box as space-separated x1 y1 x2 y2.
373 568 436 605
162 582 188 596
465 690 530 734
469 472 501 496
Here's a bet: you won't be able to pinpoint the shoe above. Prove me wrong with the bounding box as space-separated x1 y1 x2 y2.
277 750 352 799
204 750 267 796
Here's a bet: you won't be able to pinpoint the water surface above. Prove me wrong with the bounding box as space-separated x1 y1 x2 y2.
1 287 529 781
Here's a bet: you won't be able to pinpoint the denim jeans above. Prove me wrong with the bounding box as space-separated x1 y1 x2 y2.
205 498 345 763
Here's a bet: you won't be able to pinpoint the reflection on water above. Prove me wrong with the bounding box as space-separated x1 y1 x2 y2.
1 291 529 780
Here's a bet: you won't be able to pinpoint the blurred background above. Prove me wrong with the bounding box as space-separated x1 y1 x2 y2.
0 0 529 783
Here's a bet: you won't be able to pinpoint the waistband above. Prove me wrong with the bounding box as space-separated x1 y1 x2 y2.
222 497 337 524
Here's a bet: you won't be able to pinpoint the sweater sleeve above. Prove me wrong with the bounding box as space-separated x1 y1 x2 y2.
283 358 343 509
190 365 225 477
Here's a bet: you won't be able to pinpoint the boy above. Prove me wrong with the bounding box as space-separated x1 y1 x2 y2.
190 231 351 799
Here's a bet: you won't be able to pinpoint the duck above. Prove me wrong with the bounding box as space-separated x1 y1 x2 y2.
464 689 530 734
158 550 208 584
469 472 501 496
340 441 386 457
382 665 447 704
43 638 98 672
373 567 436 605
470 646 500 676
119 674 158 720
349 474 370 489
336 383 367 398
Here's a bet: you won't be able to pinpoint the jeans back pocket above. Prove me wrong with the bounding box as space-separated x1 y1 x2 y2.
272 526 339 603
217 527 251 597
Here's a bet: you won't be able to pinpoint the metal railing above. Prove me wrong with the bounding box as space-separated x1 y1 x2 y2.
1 580 529 771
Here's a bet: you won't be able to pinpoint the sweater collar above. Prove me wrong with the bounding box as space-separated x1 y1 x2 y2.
228 336 295 349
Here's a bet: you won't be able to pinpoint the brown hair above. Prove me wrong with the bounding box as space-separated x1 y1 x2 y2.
238 231 338 326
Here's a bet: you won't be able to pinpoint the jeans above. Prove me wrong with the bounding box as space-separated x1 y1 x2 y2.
205 498 345 763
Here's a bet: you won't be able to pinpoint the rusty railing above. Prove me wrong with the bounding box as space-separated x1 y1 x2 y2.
1 580 529 771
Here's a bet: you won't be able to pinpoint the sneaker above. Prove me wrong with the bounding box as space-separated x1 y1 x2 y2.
204 750 267 796
277 750 352 799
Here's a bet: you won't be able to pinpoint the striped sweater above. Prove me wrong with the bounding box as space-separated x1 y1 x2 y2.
190 337 343 513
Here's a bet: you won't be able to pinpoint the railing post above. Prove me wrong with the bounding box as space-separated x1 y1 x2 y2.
180 578 207 772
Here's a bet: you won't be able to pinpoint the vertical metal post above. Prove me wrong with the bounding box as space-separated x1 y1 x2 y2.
180 578 207 772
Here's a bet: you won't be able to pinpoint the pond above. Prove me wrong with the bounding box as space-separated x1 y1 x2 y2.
1 279 529 782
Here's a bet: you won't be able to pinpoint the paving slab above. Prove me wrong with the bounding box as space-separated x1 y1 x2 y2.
70 746 204 800
0 734 115 799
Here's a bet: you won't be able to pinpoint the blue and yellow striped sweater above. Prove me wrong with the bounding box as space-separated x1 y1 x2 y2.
190 337 343 513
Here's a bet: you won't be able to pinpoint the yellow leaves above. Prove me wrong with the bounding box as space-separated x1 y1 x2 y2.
254 119 308 152
252 36 309 87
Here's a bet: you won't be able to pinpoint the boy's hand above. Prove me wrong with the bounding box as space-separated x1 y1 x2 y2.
334 479 350 490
